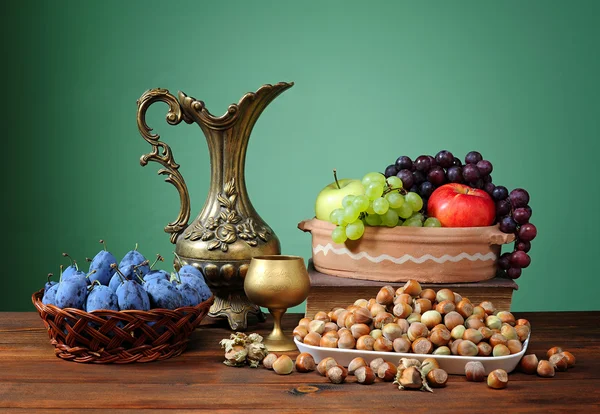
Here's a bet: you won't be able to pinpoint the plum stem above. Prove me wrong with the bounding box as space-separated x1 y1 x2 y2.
99 239 107 252
86 269 97 279
85 257 92 262
62 253 78 270
111 263 128 283
47 273 53 283
150 254 164 270
133 266 145 284
134 243 139 252
333 169 341 189
59 265 63 282
88 279 101 291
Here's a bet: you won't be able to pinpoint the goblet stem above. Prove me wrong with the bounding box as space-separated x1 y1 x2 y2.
264 307 296 352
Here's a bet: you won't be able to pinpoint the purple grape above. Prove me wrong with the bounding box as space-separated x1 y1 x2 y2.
446 166 463 183
452 157 462 167
484 182 495 195
395 156 413 171
427 166 446 186
507 267 522 279
462 164 481 182
483 175 493 183
519 223 537 242
476 160 493 176
509 188 530 208
472 179 484 189
498 252 511 270
410 185 419 193
413 170 426 185
414 156 431 172
516 240 531 252
492 186 509 201
496 200 511 217
419 181 434 198
384 164 398 178
465 151 483 165
396 169 414 189
427 155 437 167
499 216 517 233
435 150 454 168
510 251 531 268
513 208 531 224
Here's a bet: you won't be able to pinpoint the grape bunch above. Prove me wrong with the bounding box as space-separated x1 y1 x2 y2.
383 150 536 280
328 172 441 244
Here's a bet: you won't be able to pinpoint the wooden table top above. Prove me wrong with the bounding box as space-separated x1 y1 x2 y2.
1 311 599 412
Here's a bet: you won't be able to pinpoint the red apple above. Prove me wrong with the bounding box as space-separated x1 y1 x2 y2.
427 183 495 227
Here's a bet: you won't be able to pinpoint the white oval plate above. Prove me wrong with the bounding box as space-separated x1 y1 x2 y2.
294 335 529 375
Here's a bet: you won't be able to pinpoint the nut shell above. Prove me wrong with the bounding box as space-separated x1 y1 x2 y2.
427 368 448 387
377 362 397 382
537 360 555 378
295 353 316 373
317 357 338 376
549 353 569 372
518 354 539 374
487 369 508 389
347 357 367 375
272 355 294 375
465 361 486 382
355 366 376 384
326 365 348 384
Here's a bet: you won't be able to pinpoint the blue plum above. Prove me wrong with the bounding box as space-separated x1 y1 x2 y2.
144 278 184 310
143 269 170 284
86 283 119 312
42 283 59 306
178 264 203 279
55 277 87 309
119 244 149 276
178 272 212 302
44 273 57 293
88 240 117 286
108 263 137 292
176 282 201 307
116 280 150 311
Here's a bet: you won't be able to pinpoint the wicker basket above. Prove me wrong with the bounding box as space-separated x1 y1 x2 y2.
32 289 214 363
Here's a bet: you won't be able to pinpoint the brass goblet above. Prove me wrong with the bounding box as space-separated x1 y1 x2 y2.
244 255 310 352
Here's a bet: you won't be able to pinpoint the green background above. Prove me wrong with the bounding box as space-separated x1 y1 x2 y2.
3 0 599 313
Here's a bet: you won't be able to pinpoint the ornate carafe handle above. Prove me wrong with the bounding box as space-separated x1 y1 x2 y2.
137 88 193 244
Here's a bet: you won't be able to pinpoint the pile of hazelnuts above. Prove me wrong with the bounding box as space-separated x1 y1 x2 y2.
292 280 531 359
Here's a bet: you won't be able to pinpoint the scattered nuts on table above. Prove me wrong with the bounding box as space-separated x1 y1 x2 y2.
487 369 508 389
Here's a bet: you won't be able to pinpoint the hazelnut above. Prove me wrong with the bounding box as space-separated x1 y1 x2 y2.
314 311 330 322
393 337 411 353
377 361 397 381
444 311 465 331
337 332 356 349
396 318 410 333
465 316 485 330
414 298 432 314
420 288 437 303
433 346 451 355
303 332 321 346
262 353 278 370
451 325 466 340
351 323 371 339
493 344 511 357
353 307 373 325
450 338 463 355
463 328 483 344
412 337 434 354
370 329 383 340
373 336 393 352
272 355 294 375
370 303 387 318
516 318 531 329
336 310 350 328
330 308 345 323
354 298 369 308
317 357 338 376
479 301 496 315
420 357 440 376
477 342 492 356
407 322 429 341
382 323 404 341
518 354 538 374
323 322 339 334
407 312 421 324
369 357 385 372
431 323 448 332
403 280 422 296
392 302 413 319
507 339 523 354
496 311 515 326
489 333 508 348
398 366 422 389
458 340 479 356
561 351 576 368
376 286 395 306
501 324 518 341
429 327 451 347
454 292 463 303
319 335 338 348
435 300 456 315
515 325 530 342
373 312 394 329
345 305 361 313
347 357 367 375
395 287 405 296
355 366 376 385
546 346 563 359
323 330 339 339
295 353 316 372
298 317 311 329
427 368 448 387
344 313 357 329
338 327 350 336
327 365 348 384
421 310 442 329
436 288 455 304
472 306 486 320
465 361 486 382
487 369 508 389
456 299 474 318
356 335 375 351
537 360 555 377
366 299 378 311
394 293 413 306
478 327 494 341
549 353 569 371
293 325 308 342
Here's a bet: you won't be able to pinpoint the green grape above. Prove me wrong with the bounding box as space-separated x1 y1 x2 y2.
331 226 348 243
329 208 345 225
346 220 365 240
342 195 356 208
397 203 413 219
381 209 399 227
364 213 382 226
366 204 376 215
406 192 424 212
343 205 360 223
372 197 389 215
365 183 384 200
386 176 403 190
362 172 386 187
386 192 404 209
424 217 442 227
410 212 424 223
403 218 423 227
353 195 370 212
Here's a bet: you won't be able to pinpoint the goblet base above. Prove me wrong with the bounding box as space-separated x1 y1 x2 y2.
264 332 297 352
